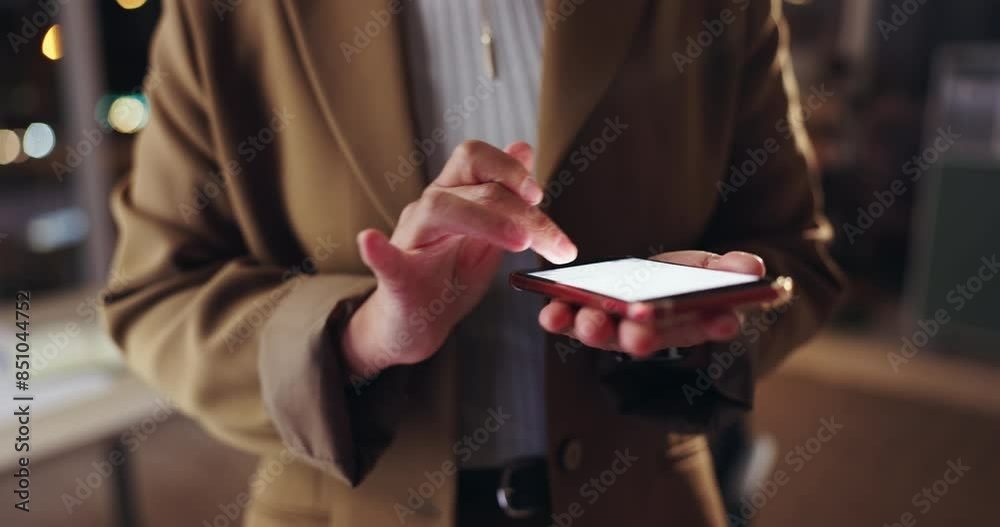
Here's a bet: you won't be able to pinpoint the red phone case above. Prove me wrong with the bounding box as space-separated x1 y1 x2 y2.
510 261 793 319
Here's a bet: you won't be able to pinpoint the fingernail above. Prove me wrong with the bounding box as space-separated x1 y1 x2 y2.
520 177 545 205
629 303 653 321
558 235 578 262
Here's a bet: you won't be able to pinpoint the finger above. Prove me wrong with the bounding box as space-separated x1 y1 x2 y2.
707 251 766 277
394 189 531 253
700 310 743 340
618 310 742 357
539 301 576 333
447 184 577 264
616 320 661 358
504 141 536 173
651 250 722 268
437 140 544 205
626 302 655 322
652 250 765 276
519 205 578 264
357 228 407 285
621 318 710 356
572 307 616 348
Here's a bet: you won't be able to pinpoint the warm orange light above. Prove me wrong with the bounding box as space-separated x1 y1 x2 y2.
116 0 148 9
41 25 63 61
0 130 20 165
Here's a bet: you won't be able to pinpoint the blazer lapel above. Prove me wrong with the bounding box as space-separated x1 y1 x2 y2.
280 0 650 224
280 0 423 228
536 0 648 190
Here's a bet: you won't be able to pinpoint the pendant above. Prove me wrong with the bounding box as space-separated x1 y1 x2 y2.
481 26 496 80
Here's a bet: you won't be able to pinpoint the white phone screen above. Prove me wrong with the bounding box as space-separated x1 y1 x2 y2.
527 257 759 302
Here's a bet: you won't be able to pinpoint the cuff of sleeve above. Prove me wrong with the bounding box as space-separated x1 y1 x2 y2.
258 274 408 487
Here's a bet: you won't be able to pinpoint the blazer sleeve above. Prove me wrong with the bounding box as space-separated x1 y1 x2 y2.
601 0 847 429
99 1 404 487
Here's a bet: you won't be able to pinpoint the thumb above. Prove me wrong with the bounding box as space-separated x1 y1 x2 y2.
357 228 407 285
707 251 766 277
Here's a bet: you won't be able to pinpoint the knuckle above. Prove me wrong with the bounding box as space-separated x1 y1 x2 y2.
452 140 486 163
529 208 557 233
399 201 419 222
421 187 450 210
478 181 506 203
500 217 526 244
576 312 598 336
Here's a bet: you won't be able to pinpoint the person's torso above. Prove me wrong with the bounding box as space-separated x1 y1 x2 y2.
185 1 750 525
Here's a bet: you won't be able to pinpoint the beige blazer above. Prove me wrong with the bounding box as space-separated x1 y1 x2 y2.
101 0 845 525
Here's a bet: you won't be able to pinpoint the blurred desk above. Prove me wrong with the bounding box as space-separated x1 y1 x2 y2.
0 287 160 526
1 287 163 469
754 330 1000 527
779 331 1000 415
0 371 160 469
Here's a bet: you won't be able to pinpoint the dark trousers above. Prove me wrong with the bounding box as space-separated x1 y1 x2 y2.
456 420 749 526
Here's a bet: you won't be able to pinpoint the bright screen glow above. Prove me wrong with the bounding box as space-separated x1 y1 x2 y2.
527 257 758 302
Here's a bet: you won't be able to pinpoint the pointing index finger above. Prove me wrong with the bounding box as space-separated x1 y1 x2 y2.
436 140 544 204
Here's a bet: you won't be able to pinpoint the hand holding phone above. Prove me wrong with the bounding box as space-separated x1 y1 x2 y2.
510 251 792 357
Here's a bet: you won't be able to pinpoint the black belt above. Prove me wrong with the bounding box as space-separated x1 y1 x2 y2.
457 456 551 522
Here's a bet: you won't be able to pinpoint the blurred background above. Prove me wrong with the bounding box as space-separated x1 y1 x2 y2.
1 0 999 525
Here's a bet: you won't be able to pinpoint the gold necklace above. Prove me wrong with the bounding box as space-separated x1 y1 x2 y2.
480 0 496 80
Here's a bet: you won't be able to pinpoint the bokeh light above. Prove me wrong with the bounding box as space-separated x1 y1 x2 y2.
116 0 148 10
108 95 149 133
22 123 56 158
41 25 63 61
0 129 20 165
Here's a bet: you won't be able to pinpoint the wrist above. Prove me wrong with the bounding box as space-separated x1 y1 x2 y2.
340 288 452 381
340 291 390 380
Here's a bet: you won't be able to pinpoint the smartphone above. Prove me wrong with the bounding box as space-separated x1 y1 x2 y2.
510 257 793 319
